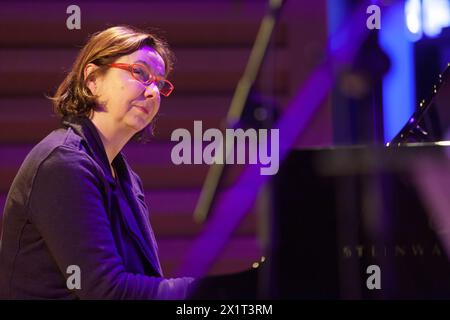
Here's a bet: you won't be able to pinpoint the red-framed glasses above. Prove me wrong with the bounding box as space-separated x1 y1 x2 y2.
108 63 174 97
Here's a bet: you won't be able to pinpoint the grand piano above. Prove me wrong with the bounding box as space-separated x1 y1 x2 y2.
191 63 450 299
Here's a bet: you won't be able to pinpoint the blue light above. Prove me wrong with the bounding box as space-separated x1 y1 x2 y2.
405 0 450 40
405 0 422 41
423 0 450 37
380 2 416 143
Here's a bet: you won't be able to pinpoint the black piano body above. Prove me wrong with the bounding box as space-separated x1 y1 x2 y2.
269 144 450 299
192 145 450 299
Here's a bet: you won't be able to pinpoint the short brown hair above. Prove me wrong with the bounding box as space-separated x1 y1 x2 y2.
50 25 175 141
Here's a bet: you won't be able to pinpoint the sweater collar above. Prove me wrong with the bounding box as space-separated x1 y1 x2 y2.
62 115 118 187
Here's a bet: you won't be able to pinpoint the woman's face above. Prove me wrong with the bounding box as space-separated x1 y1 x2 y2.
88 46 166 134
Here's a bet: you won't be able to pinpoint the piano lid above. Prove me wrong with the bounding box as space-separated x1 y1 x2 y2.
389 62 450 146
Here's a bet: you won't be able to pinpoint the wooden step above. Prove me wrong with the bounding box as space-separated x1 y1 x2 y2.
0 48 289 74
0 69 288 97
0 96 232 118
0 43 289 97
0 1 287 48
0 143 207 191
157 236 263 277
146 189 260 237
0 47 289 96
0 113 224 144
0 187 261 238
0 93 289 144
0 143 250 192
0 96 231 143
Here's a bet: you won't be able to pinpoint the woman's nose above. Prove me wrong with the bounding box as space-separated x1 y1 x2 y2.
144 82 160 99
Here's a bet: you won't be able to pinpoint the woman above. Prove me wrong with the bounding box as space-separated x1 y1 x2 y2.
0 25 193 299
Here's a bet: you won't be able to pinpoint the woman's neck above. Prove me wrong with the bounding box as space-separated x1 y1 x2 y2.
90 113 136 166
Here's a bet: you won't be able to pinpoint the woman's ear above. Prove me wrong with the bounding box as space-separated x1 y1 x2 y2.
84 63 100 95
